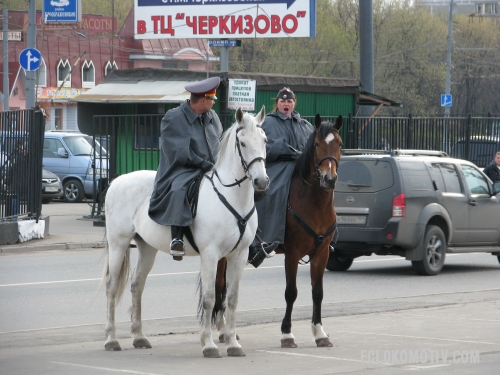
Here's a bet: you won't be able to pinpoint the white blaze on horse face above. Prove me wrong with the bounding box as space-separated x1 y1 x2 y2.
324 133 335 144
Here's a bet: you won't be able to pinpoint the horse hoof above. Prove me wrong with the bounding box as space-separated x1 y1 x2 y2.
133 338 152 349
281 338 297 348
219 334 240 343
315 337 333 347
203 348 222 358
227 347 246 357
104 341 122 351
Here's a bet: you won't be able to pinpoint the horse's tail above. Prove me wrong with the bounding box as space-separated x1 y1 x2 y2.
97 229 130 306
196 260 227 327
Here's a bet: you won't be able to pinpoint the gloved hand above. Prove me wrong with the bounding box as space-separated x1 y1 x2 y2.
199 160 214 172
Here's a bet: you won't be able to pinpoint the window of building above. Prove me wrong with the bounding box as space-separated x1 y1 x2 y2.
104 61 119 76
82 60 95 88
54 108 63 130
162 61 189 69
57 60 71 87
36 58 47 87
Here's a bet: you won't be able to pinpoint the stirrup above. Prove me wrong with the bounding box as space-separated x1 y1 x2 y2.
247 241 279 268
170 238 185 257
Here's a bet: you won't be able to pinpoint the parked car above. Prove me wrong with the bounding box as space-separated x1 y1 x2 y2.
42 169 63 204
450 136 500 168
330 149 500 276
42 131 108 203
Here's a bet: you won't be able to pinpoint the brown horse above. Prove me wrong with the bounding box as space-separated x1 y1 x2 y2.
213 114 342 348
278 114 342 347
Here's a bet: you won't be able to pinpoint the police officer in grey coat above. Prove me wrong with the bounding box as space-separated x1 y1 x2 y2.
248 87 315 267
149 76 223 260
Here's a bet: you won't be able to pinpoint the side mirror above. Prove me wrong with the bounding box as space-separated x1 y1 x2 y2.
57 147 68 158
493 181 500 195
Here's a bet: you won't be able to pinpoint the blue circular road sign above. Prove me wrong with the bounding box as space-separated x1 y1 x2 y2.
19 48 42 71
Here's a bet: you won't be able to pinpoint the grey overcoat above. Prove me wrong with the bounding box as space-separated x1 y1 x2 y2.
149 100 223 226
255 109 314 243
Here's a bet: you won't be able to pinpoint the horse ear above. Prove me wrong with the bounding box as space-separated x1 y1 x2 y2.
236 107 244 124
255 105 266 125
335 115 343 131
314 114 322 129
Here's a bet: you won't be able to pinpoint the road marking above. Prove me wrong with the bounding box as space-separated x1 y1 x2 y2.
0 253 490 287
51 362 162 375
335 330 500 346
256 350 387 364
402 364 451 370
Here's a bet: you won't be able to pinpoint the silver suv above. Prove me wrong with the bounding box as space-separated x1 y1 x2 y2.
330 150 500 276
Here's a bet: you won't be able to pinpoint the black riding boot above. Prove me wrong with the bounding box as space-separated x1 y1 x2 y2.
170 226 186 261
248 241 279 268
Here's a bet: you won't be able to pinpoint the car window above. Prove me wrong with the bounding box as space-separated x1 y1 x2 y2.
43 138 64 158
460 165 490 195
429 163 462 193
399 161 434 190
63 136 93 156
337 160 394 192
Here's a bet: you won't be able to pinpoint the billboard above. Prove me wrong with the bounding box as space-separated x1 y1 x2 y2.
134 0 316 39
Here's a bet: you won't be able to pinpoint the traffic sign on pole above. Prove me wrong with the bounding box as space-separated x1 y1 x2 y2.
19 48 41 71
441 94 452 107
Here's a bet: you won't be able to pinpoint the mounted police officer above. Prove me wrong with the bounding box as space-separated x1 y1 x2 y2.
248 87 315 267
149 76 223 261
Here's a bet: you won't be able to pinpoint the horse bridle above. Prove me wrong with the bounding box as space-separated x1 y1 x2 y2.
302 129 341 187
205 126 266 253
213 126 266 188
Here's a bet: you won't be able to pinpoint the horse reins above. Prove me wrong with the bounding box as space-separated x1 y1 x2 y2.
294 128 340 261
204 126 265 252
213 127 266 188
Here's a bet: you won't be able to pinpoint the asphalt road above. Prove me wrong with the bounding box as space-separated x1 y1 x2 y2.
0 248 498 333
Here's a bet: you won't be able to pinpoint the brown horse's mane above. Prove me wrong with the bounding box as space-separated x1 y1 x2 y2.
293 121 336 179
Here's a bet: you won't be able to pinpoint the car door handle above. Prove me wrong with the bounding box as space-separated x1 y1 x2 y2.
469 199 476 206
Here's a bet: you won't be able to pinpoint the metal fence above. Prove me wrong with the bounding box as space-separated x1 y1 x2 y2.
0 108 45 220
91 113 500 216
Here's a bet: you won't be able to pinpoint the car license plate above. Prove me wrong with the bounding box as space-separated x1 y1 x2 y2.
45 187 59 192
337 215 366 225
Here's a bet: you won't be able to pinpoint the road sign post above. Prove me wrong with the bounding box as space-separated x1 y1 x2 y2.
19 48 41 71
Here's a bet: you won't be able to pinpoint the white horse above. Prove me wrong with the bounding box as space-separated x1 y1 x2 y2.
102 107 268 358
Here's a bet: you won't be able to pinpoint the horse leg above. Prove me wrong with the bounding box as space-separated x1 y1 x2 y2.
214 258 228 343
310 248 333 347
199 250 222 358
281 256 299 348
131 237 158 349
223 252 247 357
104 237 132 351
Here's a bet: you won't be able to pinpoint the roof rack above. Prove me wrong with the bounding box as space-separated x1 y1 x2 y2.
342 149 448 157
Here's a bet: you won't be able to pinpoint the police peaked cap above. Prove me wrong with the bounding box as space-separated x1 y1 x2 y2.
277 87 295 100
185 76 221 99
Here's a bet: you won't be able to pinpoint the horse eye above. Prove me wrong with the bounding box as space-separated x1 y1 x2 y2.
240 141 246 147
314 142 319 147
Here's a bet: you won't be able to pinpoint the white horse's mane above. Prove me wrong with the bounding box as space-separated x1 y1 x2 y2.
214 112 256 169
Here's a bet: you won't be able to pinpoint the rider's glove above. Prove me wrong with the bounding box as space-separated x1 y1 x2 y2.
199 160 214 172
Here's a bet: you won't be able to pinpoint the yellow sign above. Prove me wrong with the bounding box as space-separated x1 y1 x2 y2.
37 87 89 100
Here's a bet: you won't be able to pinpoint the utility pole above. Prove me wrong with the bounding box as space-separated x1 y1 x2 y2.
2 8 9 110
26 0 36 108
444 0 454 118
359 0 374 117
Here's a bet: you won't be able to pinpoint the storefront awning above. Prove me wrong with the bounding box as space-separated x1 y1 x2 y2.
72 80 191 103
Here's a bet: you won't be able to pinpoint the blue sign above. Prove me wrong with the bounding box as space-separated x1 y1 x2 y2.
209 40 241 47
42 0 81 23
19 48 41 71
441 94 452 107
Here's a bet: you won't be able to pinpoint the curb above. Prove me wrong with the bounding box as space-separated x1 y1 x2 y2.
0 241 105 253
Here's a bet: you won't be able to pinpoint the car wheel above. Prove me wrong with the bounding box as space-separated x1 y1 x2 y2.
412 225 446 276
63 179 84 203
42 198 52 204
326 250 354 271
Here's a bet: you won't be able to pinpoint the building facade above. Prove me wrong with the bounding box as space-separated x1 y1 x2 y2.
0 8 215 131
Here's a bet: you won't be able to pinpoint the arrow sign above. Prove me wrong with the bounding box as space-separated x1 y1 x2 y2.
138 0 297 9
19 48 42 71
441 94 452 107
